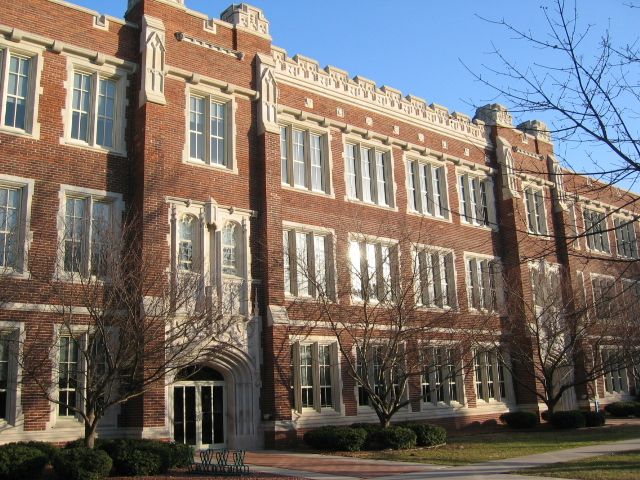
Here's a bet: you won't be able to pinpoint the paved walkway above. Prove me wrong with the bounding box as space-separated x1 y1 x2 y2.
244 436 640 480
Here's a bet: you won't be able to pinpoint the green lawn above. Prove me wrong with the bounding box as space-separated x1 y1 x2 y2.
340 425 640 466
515 449 640 480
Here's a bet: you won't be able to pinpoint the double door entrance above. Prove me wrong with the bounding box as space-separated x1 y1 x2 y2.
173 367 226 448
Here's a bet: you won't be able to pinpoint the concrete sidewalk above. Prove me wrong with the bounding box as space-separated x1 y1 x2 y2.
245 436 640 480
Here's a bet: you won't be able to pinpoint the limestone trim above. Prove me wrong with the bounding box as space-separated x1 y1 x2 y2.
272 47 491 148
166 66 257 100
48 0 133 28
174 32 243 60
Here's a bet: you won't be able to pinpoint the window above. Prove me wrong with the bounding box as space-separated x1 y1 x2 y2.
280 125 330 194
222 222 241 276
406 159 449 218
58 187 122 279
0 44 41 136
58 335 79 418
466 256 502 312
524 187 548 235
422 347 462 406
601 349 628 395
414 247 457 308
63 60 127 154
0 333 9 420
283 228 334 298
344 142 394 207
178 215 199 272
473 349 509 403
0 326 20 425
356 345 404 407
583 209 610 253
349 239 397 302
614 218 638 259
291 341 339 413
591 276 616 319
0 176 32 276
458 172 496 228
187 90 234 170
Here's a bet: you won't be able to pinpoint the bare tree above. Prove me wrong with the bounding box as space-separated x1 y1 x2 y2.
16 213 236 448
283 219 494 428
497 259 640 414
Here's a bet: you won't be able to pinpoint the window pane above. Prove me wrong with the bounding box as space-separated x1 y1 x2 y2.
189 96 205 160
314 234 326 294
319 345 332 407
345 144 358 198
280 126 289 184
407 160 417 211
361 148 373 203
300 345 313 408
310 134 323 191
178 216 196 272
295 232 308 295
4 55 30 130
71 72 91 142
293 130 306 188
59 336 79 417
349 240 362 297
283 230 292 294
0 187 20 268
210 101 225 165
96 78 116 148
222 222 239 275
375 152 388 206
0 334 9 420
64 198 86 273
90 201 112 277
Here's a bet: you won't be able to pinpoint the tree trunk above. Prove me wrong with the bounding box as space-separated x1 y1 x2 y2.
84 410 99 449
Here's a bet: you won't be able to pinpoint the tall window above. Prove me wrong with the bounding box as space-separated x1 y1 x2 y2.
422 347 461 405
344 142 393 207
583 209 610 253
406 159 449 218
283 229 333 298
0 333 9 420
291 341 338 412
280 125 329 193
349 239 397 302
178 215 198 272
524 187 548 235
2 54 30 131
602 349 628 395
591 276 615 319
356 345 404 407
414 247 457 308
188 94 230 168
614 218 638 259
63 196 113 277
222 222 240 276
473 349 508 403
0 186 20 269
58 336 79 417
466 256 502 312
69 71 120 150
458 173 495 227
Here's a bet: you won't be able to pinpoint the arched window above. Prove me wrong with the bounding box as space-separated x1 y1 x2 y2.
178 215 198 272
222 222 240 276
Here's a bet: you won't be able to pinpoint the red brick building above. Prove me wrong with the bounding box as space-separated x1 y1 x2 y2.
0 0 637 449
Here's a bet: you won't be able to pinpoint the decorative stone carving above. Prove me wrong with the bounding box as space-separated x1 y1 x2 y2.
93 14 108 30
365 116 373 126
140 15 166 106
220 3 270 37
418 133 425 142
518 120 552 143
256 53 279 135
475 103 514 127
336 107 344 118
496 136 520 199
304 97 314 108
548 154 568 212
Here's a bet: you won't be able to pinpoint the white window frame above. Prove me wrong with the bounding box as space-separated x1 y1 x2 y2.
613 216 638 259
464 253 504 314
600 348 629 396
413 244 458 310
183 85 236 173
523 185 549 236
405 155 450 220
61 55 128 156
456 170 497 230
354 343 408 411
280 120 333 196
0 174 34 278
0 38 44 138
290 338 341 415
472 347 513 404
582 207 611 254
421 345 465 408
590 273 616 320
0 321 23 428
348 234 399 303
282 222 335 300
56 185 124 281
343 137 396 209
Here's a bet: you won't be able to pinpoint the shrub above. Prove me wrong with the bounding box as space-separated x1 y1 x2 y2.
304 426 367 452
367 426 416 450
604 401 639 418
549 410 586 429
99 439 172 476
5 442 58 463
499 411 539 429
53 447 112 480
401 423 446 447
0 444 48 480
583 411 606 427
167 442 194 468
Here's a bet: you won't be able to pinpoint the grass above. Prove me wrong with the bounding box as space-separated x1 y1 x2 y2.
514 449 640 480
338 425 640 466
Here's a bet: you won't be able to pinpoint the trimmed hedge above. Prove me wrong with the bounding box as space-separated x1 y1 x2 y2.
6 442 58 463
53 447 112 480
549 410 586 429
584 411 606 427
400 423 446 447
604 401 640 418
367 426 416 450
499 411 539 429
0 444 48 480
304 426 367 452
100 439 173 476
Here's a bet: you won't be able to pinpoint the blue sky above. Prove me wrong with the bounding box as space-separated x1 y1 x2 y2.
72 0 637 178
